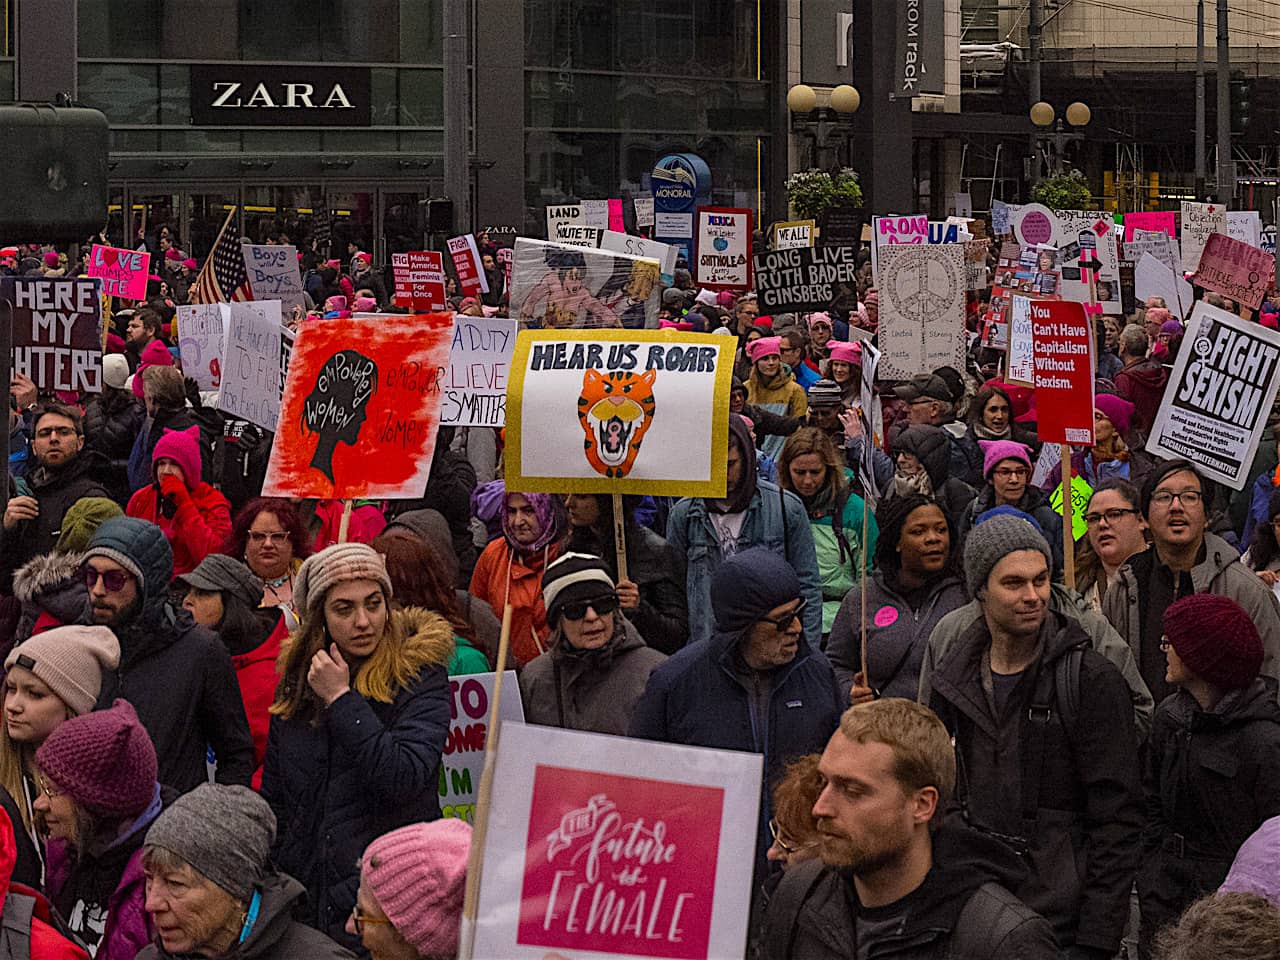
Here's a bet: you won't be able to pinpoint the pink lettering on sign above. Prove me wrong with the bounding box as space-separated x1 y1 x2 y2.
517 766 722 959
873 606 899 628
88 244 151 300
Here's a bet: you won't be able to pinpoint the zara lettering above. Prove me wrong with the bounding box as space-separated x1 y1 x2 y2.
210 82 355 110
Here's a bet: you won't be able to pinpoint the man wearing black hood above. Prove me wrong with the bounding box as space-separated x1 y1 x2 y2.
667 415 823 645
762 699 1058 959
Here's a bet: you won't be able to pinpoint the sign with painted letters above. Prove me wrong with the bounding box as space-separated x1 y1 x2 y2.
694 207 752 290
218 300 285 431
1181 201 1227 274
88 245 150 300
440 316 516 428
177 303 227 392
242 244 306 313
5 277 103 394
546 204 585 241
439 672 522 823
1194 232 1275 310
772 220 816 249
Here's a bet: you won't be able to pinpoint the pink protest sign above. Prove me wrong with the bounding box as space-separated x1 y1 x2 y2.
608 198 626 233
1123 211 1177 242
392 250 447 312
470 723 760 960
1194 231 1275 311
88 245 151 300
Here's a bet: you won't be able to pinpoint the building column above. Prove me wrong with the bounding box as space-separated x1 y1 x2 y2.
16 0 77 101
850 0 913 214
473 0 525 230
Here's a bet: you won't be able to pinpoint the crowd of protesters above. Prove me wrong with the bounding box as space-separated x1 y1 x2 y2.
3 222 1280 960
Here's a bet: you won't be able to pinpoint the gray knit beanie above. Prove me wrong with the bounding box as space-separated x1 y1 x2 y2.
145 784 276 901
963 513 1053 597
293 542 393 617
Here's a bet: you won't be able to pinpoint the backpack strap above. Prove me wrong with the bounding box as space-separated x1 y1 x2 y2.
831 487 853 567
759 859 828 960
1 892 35 960
778 483 791 560
1021 645 1084 828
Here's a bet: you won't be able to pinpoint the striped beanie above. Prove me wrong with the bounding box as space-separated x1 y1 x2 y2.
541 552 615 621
807 379 844 409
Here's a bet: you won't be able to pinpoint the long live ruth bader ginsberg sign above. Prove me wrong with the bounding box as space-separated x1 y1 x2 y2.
505 330 734 497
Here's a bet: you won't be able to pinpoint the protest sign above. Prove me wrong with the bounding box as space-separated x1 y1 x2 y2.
1118 259 1137 315
991 200 1018 237
263 312 455 499
874 214 928 245
1147 301 1280 489
1181 201 1227 274
391 250 447 312
510 238 661 330
1262 228 1277 256
5 277 103 393
176 303 226 391
1124 234 1178 274
694 207 752 290
964 239 990 291
545 204 583 240
981 288 1011 351
1010 203 1057 248
608 198 625 233
1030 299 1095 445
1135 253 1193 320
582 199 611 230
1123 211 1176 242
1051 211 1123 314
1226 210 1262 249
1051 475 1093 541
469 722 761 960
448 234 490 298
928 220 965 244
598 232 678 281
1030 441 1059 488
753 245 859 314
88 245 150 300
772 220 815 249
439 672 522 823
875 243 967 379
634 196 655 229
243 244 305 312
555 224 604 249
505 330 733 497
441 315 516 427
1194 232 1275 310
219 300 285 431
1007 295 1035 383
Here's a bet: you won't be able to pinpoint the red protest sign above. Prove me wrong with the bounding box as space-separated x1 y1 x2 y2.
391 250 447 311
1194 231 1275 311
1031 299 1095 445
447 234 489 299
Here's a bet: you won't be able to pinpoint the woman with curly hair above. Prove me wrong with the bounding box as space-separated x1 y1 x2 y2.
224 497 311 621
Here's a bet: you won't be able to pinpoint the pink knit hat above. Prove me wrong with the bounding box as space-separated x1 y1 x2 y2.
132 339 175 400
980 439 1032 479
153 425 203 488
42 251 60 268
807 312 834 330
363 820 471 957
827 341 862 366
745 335 782 363
182 258 197 271
1094 393 1134 436
35 699 157 819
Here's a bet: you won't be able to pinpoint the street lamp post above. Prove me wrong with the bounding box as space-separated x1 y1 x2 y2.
1030 100 1091 180
787 84 861 172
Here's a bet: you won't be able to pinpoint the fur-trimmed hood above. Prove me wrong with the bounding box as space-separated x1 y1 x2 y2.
11 550 82 605
391 605 457 671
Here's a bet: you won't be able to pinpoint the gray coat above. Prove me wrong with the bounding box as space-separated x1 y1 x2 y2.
519 617 665 735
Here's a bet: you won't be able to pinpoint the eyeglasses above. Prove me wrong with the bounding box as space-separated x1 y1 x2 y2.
1084 508 1139 527
248 531 290 545
33 773 62 799
993 467 1029 479
768 818 816 855
560 595 620 621
759 598 807 630
81 565 133 593
350 905 392 935
1150 490 1203 508
35 426 77 439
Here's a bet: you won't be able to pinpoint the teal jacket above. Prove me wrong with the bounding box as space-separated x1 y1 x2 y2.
806 471 878 633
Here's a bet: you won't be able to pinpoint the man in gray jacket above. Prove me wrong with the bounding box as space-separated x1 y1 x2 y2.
1101 459 1280 705
761 698 1057 959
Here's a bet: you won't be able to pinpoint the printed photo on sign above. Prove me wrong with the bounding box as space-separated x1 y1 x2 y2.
470 723 761 960
1147 301 1280 490
505 330 733 497
4 277 103 393
440 316 516 428
875 243 967 380
262 312 455 499
509 238 661 330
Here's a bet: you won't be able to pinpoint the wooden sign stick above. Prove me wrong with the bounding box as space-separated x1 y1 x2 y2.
336 498 353 544
611 492 629 583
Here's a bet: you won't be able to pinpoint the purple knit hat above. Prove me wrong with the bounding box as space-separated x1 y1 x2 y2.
363 820 471 957
979 439 1032 479
500 492 565 554
35 699 157 819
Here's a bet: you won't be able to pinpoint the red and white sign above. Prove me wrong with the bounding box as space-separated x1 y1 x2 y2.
1194 231 1275 311
392 250 448 312
1031 299 1095 445
694 207 752 290
468 723 761 960
447 234 490 299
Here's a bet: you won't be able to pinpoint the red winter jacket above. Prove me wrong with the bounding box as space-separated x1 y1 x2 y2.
126 480 233 577
0 806 87 960
233 614 288 791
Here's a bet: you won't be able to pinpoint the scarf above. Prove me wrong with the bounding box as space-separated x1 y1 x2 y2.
973 421 1011 441
893 470 934 500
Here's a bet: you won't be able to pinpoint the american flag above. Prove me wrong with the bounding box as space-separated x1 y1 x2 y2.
188 206 253 304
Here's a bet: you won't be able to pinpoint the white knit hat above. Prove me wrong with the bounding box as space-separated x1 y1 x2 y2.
293 543 393 616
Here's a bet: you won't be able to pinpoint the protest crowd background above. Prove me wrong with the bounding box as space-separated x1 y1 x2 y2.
7 187 1280 960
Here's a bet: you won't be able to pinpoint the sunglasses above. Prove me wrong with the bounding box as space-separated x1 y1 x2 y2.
759 598 807 630
81 565 133 593
560 594 620 621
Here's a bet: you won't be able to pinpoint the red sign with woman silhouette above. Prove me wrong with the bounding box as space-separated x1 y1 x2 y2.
261 312 455 499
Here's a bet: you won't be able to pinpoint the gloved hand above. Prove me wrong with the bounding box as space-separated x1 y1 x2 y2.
159 472 190 503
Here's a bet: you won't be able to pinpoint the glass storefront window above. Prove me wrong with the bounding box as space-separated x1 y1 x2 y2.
79 63 158 125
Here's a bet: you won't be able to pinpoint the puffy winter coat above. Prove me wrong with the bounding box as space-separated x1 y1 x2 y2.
261 607 452 949
828 570 967 700
10 551 87 644
1138 681 1280 954
927 610 1144 953
468 538 557 667
520 616 666 735
82 390 145 501
126 406 200 492
229 612 288 791
126 481 232 577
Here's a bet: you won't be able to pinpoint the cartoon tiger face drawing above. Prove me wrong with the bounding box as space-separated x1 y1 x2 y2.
578 368 657 479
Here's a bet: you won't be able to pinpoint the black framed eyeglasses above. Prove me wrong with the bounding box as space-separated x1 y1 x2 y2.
1084 508 1139 527
759 598 807 630
560 594 620 621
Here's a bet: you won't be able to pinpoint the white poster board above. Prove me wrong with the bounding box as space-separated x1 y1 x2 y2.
219 300 284 431
242 244 306 313
440 316 516 427
1181 201 1227 275
1226 210 1263 249
1007 295 1035 384
177 303 227 392
440 671 522 822
875 242 968 379
1135 252 1193 320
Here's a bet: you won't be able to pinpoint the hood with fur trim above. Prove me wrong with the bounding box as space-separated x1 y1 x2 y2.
389 606 457 672
11 551 83 606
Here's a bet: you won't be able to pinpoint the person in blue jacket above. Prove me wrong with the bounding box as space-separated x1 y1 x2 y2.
667 414 823 645
261 542 451 951
629 547 843 884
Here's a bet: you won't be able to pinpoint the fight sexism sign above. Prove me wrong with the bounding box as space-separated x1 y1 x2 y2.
469 723 761 960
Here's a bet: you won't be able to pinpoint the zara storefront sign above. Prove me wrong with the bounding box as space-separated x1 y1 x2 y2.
190 65 372 126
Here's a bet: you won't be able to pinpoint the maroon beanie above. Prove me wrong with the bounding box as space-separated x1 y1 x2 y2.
35 699 158 818
1163 594 1263 691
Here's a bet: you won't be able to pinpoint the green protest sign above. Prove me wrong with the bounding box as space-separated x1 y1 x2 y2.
1051 474 1093 541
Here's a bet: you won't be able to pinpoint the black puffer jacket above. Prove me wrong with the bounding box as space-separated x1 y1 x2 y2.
886 426 976 531
927 610 1143 954
82 389 145 501
81 517 255 793
1137 680 1280 956
761 818 1058 959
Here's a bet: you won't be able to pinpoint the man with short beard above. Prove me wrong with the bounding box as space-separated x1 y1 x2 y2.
762 698 1057 958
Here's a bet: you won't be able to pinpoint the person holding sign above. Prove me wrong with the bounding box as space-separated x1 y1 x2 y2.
519 553 666 735
263 543 452 950
1040 394 1152 493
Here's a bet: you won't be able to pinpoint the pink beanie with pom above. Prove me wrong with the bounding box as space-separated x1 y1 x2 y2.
363 820 471 958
